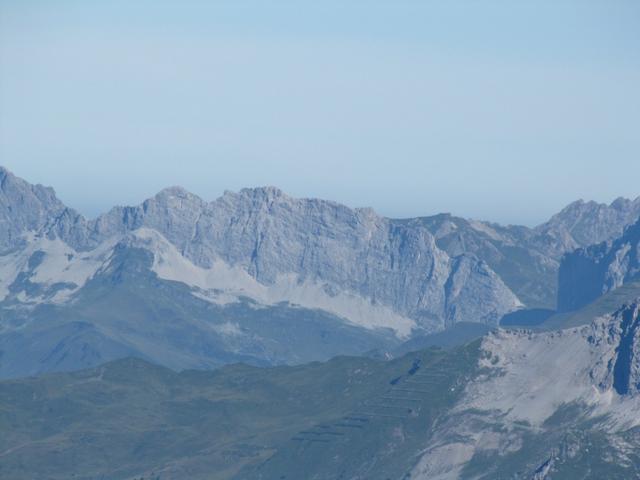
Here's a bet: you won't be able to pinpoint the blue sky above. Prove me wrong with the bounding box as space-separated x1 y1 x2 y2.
0 0 639 225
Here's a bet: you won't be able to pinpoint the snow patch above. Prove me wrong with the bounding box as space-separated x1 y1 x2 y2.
0 235 115 304
30 238 115 302
212 322 243 337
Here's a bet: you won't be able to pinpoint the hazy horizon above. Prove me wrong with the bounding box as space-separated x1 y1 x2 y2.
2 162 638 228
1 1 639 225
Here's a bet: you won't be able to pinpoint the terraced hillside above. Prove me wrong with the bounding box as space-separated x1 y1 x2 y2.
0 345 480 480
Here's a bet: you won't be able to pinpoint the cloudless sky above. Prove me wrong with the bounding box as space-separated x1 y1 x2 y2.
1 0 639 225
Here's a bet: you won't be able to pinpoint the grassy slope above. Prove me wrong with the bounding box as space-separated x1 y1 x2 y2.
0 343 481 480
241 341 480 480
541 282 640 330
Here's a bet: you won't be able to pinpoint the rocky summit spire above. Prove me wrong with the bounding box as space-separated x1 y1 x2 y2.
0 166 67 251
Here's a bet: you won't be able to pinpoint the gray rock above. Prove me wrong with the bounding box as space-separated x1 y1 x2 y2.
589 301 640 396
0 167 67 253
2 165 637 339
415 214 559 308
558 218 640 311
536 197 640 254
78 186 521 330
417 197 640 308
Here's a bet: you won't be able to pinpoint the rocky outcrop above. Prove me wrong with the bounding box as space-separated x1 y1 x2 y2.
589 302 640 396
536 197 640 254
417 198 640 309
0 167 67 252
412 299 640 479
558 218 640 312
416 214 558 308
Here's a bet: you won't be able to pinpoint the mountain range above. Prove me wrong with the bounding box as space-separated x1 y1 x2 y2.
3 166 640 479
1 166 640 378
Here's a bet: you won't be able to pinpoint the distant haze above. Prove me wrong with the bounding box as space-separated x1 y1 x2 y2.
1 1 639 225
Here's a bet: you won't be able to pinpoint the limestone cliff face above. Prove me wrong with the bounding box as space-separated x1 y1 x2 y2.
83 186 522 330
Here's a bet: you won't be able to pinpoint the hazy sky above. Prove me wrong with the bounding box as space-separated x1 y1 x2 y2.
1 1 639 225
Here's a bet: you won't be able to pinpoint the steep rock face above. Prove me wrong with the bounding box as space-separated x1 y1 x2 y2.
86 187 522 331
590 302 640 395
416 214 558 308
558 218 640 312
444 254 516 326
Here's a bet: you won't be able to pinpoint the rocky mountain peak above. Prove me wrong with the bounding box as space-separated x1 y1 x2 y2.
0 166 56 202
537 195 640 249
0 165 11 181
239 185 286 199
611 196 637 210
145 186 207 215
0 166 67 251
153 185 200 201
